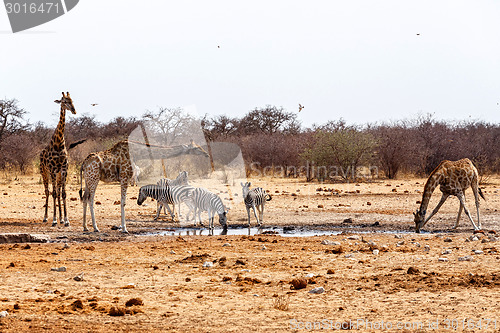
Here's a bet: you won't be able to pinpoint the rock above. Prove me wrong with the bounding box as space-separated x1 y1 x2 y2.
424 245 430 252
343 218 353 224
305 273 314 278
309 287 325 294
407 267 420 274
73 273 84 281
170 250 176 254
344 253 354 258
0 310 8 317
471 236 479 241
438 257 449 262
327 269 335 274
372 221 380 227
185 277 191 282
71 299 84 310
396 241 405 246
109 306 126 316
63 243 70 249
222 243 231 247
442 249 452 255
347 235 360 240
289 278 308 290
458 255 474 261
202 261 213 268
261 246 267 250
372 249 380 255
253 294 260 297
125 298 143 307
394 234 403 239
474 229 485 234
235 259 246 265
51 266 67 272
472 250 484 255
444 238 452 243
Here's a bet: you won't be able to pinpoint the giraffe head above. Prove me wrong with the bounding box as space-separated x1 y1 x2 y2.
54 92 76 114
413 209 426 233
186 140 209 157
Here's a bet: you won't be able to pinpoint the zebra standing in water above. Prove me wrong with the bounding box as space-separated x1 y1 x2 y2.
137 184 194 221
241 182 272 227
156 171 189 218
185 187 228 234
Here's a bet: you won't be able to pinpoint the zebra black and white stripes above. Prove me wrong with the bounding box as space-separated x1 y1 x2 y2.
185 187 228 233
241 182 271 227
137 184 194 221
156 171 189 218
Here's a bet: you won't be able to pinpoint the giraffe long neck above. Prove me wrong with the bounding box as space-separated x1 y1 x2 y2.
50 106 66 151
418 172 441 214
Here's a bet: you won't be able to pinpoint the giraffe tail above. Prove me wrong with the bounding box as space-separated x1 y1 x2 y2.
479 187 486 201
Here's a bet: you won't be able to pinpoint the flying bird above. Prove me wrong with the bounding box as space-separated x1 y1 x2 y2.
298 104 304 112
91 103 98 106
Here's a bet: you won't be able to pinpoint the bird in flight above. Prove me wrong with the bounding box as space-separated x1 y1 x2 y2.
298 104 304 112
91 103 98 107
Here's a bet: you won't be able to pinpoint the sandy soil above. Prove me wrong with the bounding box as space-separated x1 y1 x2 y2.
0 174 499 332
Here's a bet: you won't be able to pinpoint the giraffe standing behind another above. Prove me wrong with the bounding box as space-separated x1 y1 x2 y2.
414 158 485 233
79 140 209 233
39 92 76 226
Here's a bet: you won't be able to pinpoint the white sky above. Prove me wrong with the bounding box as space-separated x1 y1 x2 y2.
1 0 500 128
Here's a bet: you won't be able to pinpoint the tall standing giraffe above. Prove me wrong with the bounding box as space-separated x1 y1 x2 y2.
39 92 77 226
414 158 485 233
79 139 209 233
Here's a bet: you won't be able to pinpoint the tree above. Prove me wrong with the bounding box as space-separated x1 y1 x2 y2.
240 105 300 135
0 98 29 142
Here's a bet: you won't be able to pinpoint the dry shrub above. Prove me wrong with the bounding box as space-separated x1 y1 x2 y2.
273 294 290 311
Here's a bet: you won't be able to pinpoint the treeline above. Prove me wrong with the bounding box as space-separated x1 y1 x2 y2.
1 98 499 181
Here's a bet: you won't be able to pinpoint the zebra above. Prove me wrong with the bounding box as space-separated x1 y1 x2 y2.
241 182 271 227
156 171 189 218
137 184 194 221
185 187 228 233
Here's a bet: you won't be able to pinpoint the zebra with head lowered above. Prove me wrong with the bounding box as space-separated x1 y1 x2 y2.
185 187 228 234
156 171 189 218
137 184 194 221
241 182 271 227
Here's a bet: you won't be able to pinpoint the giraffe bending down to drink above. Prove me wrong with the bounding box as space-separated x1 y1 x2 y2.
79 139 209 233
39 92 77 226
414 158 485 233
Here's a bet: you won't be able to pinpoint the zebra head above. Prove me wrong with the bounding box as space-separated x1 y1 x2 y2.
137 186 148 205
176 171 189 185
240 182 251 197
218 208 229 228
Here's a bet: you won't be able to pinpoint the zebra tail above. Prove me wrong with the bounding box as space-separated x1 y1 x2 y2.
479 187 486 201
266 194 272 201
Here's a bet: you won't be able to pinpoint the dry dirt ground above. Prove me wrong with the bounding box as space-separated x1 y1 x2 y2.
0 174 499 332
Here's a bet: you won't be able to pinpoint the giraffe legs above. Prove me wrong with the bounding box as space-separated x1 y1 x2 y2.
456 192 480 231
41 166 50 223
471 182 482 229
119 180 129 233
453 201 463 229
421 193 449 229
82 177 99 232
50 173 59 226
61 166 69 226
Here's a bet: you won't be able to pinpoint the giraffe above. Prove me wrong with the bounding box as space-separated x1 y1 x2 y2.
79 139 209 233
39 92 77 226
414 158 485 233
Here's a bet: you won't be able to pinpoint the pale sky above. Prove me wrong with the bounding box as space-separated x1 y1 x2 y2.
1 0 500 128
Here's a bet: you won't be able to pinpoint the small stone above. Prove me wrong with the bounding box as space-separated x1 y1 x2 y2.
308 287 325 294
394 235 403 239
0 310 8 317
343 218 353 224
51 266 67 272
397 240 405 246
289 278 308 290
63 243 70 249
202 261 213 268
372 249 379 255
472 250 484 255
458 255 474 261
305 273 314 278
327 269 335 274
472 236 479 241
438 258 449 262
261 246 267 250
444 237 452 243
253 294 260 297
170 250 176 254
407 267 420 274
442 249 452 255
109 306 125 316
222 243 231 247
73 273 84 281
344 253 354 258
347 235 360 240
424 245 430 252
